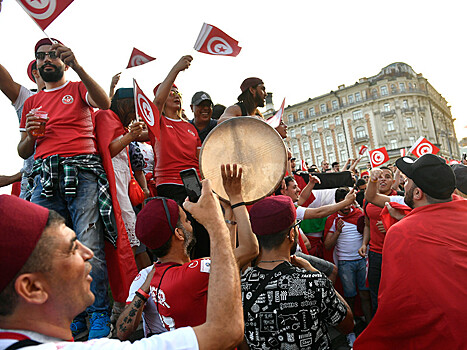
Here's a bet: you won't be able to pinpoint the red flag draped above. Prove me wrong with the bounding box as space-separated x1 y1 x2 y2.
408 136 439 158
133 79 160 141
368 147 389 168
16 0 74 30
126 48 156 69
194 23 242 57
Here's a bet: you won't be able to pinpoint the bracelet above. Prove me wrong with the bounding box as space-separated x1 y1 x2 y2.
137 288 150 299
231 202 245 209
135 291 147 302
225 219 237 225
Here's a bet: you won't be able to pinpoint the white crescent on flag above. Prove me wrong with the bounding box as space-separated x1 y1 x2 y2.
16 0 74 30
133 79 160 141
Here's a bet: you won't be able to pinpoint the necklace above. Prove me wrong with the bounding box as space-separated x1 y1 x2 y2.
257 259 287 264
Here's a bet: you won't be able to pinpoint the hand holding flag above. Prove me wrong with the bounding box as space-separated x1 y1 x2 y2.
194 23 241 57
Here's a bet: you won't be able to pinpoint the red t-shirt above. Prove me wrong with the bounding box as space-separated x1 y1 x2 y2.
149 258 210 330
364 189 397 254
153 116 201 186
20 81 96 159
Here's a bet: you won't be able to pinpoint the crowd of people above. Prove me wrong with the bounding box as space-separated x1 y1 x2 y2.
1 37 467 350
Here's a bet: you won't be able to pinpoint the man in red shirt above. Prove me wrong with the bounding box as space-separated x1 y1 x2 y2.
17 38 113 339
354 154 467 349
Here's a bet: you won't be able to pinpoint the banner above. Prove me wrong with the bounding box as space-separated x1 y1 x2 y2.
16 0 74 30
133 79 160 141
266 98 285 128
409 136 439 158
194 23 241 57
126 48 156 69
369 147 389 168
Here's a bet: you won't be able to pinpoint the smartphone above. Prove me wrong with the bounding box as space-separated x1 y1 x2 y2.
180 168 202 202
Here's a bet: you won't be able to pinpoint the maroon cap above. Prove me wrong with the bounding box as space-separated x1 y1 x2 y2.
249 195 296 236
0 195 49 292
153 83 178 98
240 77 263 94
136 198 179 249
27 60 36 83
34 38 63 53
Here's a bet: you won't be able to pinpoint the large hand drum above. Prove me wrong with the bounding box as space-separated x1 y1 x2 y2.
199 117 287 204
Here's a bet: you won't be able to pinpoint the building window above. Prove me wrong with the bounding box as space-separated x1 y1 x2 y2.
320 104 327 113
406 117 413 128
298 111 304 120
390 139 398 149
303 142 310 151
399 83 406 92
353 110 363 120
348 94 354 104
309 107 316 117
288 114 294 123
387 120 395 131
292 145 299 155
408 83 413 90
355 126 366 139
383 103 391 112
355 92 361 102
326 135 332 146
340 149 348 161
290 129 296 138
381 85 388 96
332 100 338 110
328 153 336 163
391 84 396 93
337 133 344 143
323 120 329 129
403 100 409 109
409 136 415 145
421 116 427 128
335 116 342 125
316 155 323 164
312 123 318 132
301 126 306 135
372 88 378 97
314 139 321 149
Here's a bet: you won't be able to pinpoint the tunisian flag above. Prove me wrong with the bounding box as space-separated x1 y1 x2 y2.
16 0 74 30
369 147 389 168
133 79 160 141
194 23 242 57
409 136 439 158
266 98 285 128
358 145 368 156
126 48 156 69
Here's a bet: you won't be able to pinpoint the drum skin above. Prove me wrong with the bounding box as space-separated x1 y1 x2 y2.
199 117 287 204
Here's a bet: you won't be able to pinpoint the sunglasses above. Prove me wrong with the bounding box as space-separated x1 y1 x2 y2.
169 90 182 98
144 196 175 233
35 51 58 60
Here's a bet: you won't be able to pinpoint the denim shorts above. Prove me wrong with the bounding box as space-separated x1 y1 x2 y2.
338 258 369 297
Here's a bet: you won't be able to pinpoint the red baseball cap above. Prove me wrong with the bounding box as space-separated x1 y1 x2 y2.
27 60 36 83
34 38 63 53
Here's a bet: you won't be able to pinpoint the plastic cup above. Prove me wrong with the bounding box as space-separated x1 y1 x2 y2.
31 110 48 137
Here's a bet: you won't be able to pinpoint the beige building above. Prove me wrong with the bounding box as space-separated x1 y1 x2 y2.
266 62 460 171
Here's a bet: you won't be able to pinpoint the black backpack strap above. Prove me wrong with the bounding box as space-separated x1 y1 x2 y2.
243 262 295 320
6 339 41 349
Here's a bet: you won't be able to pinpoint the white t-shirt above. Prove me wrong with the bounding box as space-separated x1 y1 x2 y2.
389 195 406 206
329 211 362 260
126 266 166 336
0 327 198 350
12 85 35 123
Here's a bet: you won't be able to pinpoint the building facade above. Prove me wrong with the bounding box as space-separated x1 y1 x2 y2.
268 62 460 171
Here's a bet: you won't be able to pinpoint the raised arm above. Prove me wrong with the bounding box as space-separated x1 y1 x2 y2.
303 189 356 220
221 164 259 269
109 72 121 98
52 43 110 109
183 180 244 350
297 175 320 206
365 169 392 208
0 63 21 103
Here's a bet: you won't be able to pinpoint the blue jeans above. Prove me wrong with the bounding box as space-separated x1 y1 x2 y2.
338 258 369 298
31 170 109 315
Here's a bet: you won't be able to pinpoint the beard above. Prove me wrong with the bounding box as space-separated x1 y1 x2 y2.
39 63 64 82
182 227 197 256
290 229 298 255
404 184 416 209
255 93 265 107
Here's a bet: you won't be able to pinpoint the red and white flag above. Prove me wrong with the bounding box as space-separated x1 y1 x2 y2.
266 98 285 128
133 79 160 141
409 136 439 158
16 0 74 30
126 48 156 69
400 148 406 157
369 147 389 168
301 160 307 171
194 23 241 57
358 145 368 156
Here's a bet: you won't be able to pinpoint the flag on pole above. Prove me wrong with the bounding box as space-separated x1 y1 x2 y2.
369 147 389 168
266 98 285 128
301 160 307 171
126 48 156 69
16 0 74 30
408 136 439 158
358 145 368 156
194 23 242 57
133 79 160 141
400 148 406 157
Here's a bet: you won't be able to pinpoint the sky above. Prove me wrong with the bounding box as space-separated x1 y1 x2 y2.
1 0 466 194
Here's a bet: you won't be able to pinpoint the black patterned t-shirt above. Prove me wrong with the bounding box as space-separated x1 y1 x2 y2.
241 262 347 350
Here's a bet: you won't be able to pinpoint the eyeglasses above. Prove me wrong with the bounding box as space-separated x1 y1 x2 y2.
169 90 182 98
144 196 175 233
35 51 58 60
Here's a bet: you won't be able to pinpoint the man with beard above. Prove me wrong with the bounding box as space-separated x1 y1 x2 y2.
354 155 467 349
123 164 258 335
218 77 267 121
241 195 354 349
17 38 113 339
